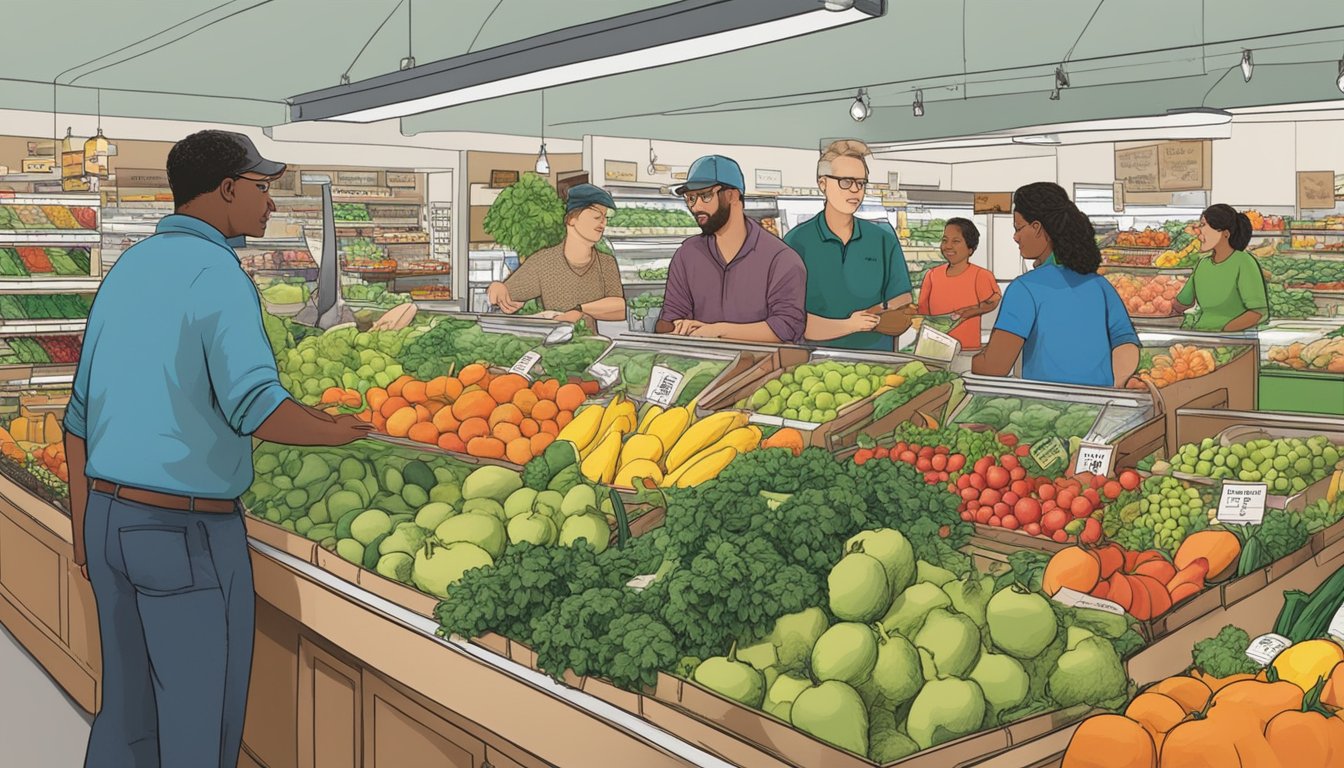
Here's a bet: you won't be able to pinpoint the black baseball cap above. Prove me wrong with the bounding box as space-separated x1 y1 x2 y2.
219 131 286 178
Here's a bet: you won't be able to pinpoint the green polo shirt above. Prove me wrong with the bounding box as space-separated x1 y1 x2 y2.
785 213 912 350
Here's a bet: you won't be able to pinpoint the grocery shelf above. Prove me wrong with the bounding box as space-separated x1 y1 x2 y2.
0 232 101 244
0 279 100 293
0 195 99 206
0 319 86 335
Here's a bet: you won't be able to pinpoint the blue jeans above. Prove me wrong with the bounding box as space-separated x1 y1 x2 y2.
83 491 255 768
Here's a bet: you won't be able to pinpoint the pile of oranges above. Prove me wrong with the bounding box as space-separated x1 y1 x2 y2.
357 363 594 464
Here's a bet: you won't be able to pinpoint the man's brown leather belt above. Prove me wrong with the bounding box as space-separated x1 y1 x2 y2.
90 479 238 514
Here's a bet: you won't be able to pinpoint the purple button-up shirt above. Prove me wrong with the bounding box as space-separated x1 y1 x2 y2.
660 217 807 344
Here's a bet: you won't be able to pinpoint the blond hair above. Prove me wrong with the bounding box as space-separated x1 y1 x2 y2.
818 139 871 178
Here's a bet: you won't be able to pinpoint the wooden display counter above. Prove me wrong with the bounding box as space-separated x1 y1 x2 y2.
0 479 729 768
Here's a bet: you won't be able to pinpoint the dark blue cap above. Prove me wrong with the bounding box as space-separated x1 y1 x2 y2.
674 155 746 195
565 183 616 214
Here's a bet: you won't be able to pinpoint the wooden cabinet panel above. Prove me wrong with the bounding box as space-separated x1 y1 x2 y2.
364 675 484 768
0 514 62 636
66 560 99 676
485 745 552 768
298 637 361 768
244 601 301 768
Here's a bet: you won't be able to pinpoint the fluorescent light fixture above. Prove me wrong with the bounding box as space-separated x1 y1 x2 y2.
850 89 870 121
1014 133 1061 145
1241 50 1254 82
912 89 924 117
290 0 886 122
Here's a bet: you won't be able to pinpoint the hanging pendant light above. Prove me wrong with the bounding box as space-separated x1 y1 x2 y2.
647 141 658 175
849 88 870 121
61 127 80 153
534 90 550 175
1240 50 1254 82
83 90 110 178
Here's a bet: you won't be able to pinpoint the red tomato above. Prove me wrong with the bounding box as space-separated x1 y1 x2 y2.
960 487 978 501
919 446 935 459
1024 522 1042 536
1119 470 1141 491
931 454 948 472
924 471 941 484
975 508 993 524
893 441 908 453
989 516 1002 527
961 510 974 522
1009 467 1027 481
1014 498 1042 525
980 489 1002 506
1001 454 1020 471
1070 496 1093 518
939 472 950 482
1042 499 1058 512
1083 489 1102 508
1102 481 1123 500
957 474 972 490
916 458 933 472
1057 489 1076 510
947 481 957 494
900 450 917 464
994 501 1011 518
986 466 1011 490
1090 474 1107 489
974 457 994 476
1011 479 1032 497
874 446 890 460
947 454 966 472
1042 509 1068 533
1015 444 1031 457
999 433 1019 447
1002 491 1019 507
1001 514 1020 530
1080 518 1102 544
1052 530 1069 543
967 500 981 512
969 474 987 491
854 449 874 465
1038 484 1057 501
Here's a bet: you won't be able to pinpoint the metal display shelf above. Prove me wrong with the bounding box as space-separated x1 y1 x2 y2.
0 231 101 244
0 278 101 293
0 319 86 335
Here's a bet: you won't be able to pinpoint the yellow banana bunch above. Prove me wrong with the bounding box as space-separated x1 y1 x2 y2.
580 430 624 484
663 447 739 488
664 411 746 472
556 404 604 453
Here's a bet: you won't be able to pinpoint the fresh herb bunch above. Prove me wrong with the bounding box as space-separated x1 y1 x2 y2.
1191 625 1262 677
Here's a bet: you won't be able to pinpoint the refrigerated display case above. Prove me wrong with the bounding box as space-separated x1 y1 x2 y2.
603 184 686 298
950 374 1156 452
1098 266 1191 325
1257 318 1344 414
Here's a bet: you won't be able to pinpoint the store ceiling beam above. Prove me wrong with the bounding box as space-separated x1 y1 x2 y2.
286 0 885 123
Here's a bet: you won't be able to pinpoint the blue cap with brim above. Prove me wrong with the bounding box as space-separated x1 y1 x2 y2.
674 155 745 195
565 183 617 213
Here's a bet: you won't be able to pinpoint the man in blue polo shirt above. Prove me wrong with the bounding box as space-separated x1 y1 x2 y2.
66 130 371 768
785 139 912 350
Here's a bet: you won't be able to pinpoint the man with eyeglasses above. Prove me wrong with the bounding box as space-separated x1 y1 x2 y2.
656 155 806 343
784 139 913 350
67 130 371 768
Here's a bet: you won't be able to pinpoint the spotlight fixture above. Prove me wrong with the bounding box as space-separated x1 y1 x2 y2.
1241 50 1254 82
912 89 924 117
399 56 416 71
1055 66 1070 89
849 88 870 121
1336 58 1344 94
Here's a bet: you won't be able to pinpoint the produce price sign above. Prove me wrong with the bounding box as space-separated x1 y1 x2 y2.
1030 436 1068 474
509 351 541 379
586 362 620 389
1072 442 1115 477
914 325 959 362
1245 633 1292 666
1217 482 1268 525
1052 587 1125 616
645 365 684 407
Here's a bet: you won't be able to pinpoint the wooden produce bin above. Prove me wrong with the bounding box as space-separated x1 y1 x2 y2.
1134 330 1260 457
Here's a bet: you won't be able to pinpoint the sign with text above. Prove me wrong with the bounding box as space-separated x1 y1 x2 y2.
1245 633 1292 666
509 351 541 379
1072 442 1115 477
1030 437 1068 474
1298 170 1336 210
1217 482 1268 525
20 158 54 174
115 168 170 188
337 170 379 187
755 169 783 190
385 171 417 188
1157 141 1205 191
1052 587 1125 616
1115 145 1159 193
645 366 684 407
973 192 1012 214
604 160 638 183
914 325 959 362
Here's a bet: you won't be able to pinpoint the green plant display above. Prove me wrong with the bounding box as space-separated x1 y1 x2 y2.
482 173 565 261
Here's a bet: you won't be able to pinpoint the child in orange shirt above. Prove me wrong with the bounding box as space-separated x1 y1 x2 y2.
915 218 1001 351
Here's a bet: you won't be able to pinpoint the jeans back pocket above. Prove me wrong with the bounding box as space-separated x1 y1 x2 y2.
119 526 196 595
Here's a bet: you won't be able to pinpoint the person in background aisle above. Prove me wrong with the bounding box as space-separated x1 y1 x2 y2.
915 218 1001 351
66 131 371 768
657 154 807 343
972 182 1140 388
1172 203 1269 332
785 139 913 350
486 183 626 323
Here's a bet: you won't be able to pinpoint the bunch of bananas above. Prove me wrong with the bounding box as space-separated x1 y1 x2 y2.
556 395 761 489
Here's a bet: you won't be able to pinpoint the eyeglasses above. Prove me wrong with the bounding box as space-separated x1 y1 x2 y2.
1013 221 1038 234
823 175 868 191
231 174 272 193
682 186 722 206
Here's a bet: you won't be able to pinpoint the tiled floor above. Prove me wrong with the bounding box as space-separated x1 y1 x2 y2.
0 622 92 767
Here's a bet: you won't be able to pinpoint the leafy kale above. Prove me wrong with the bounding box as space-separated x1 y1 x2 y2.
765 485 869 573
847 458 962 531
1191 625 1261 678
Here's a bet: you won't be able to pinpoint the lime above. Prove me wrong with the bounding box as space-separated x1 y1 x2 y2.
823 371 843 390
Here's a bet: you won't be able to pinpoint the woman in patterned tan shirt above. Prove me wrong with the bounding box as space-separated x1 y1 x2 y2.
487 184 627 322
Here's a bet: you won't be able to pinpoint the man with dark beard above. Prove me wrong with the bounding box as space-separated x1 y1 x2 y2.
656 155 806 343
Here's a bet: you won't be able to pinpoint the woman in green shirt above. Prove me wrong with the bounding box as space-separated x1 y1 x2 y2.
1174 204 1269 332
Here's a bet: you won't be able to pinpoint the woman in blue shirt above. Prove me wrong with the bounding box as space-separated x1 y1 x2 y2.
971 182 1140 388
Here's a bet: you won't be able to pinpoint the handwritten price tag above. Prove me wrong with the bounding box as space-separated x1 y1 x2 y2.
1217 482 1268 525
1245 633 1292 666
914 325 959 362
1073 442 1115 477
1030 437 1068 473
1051 587 1125 616
509 351 541 379
645 365 684 407
586 362 620 389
